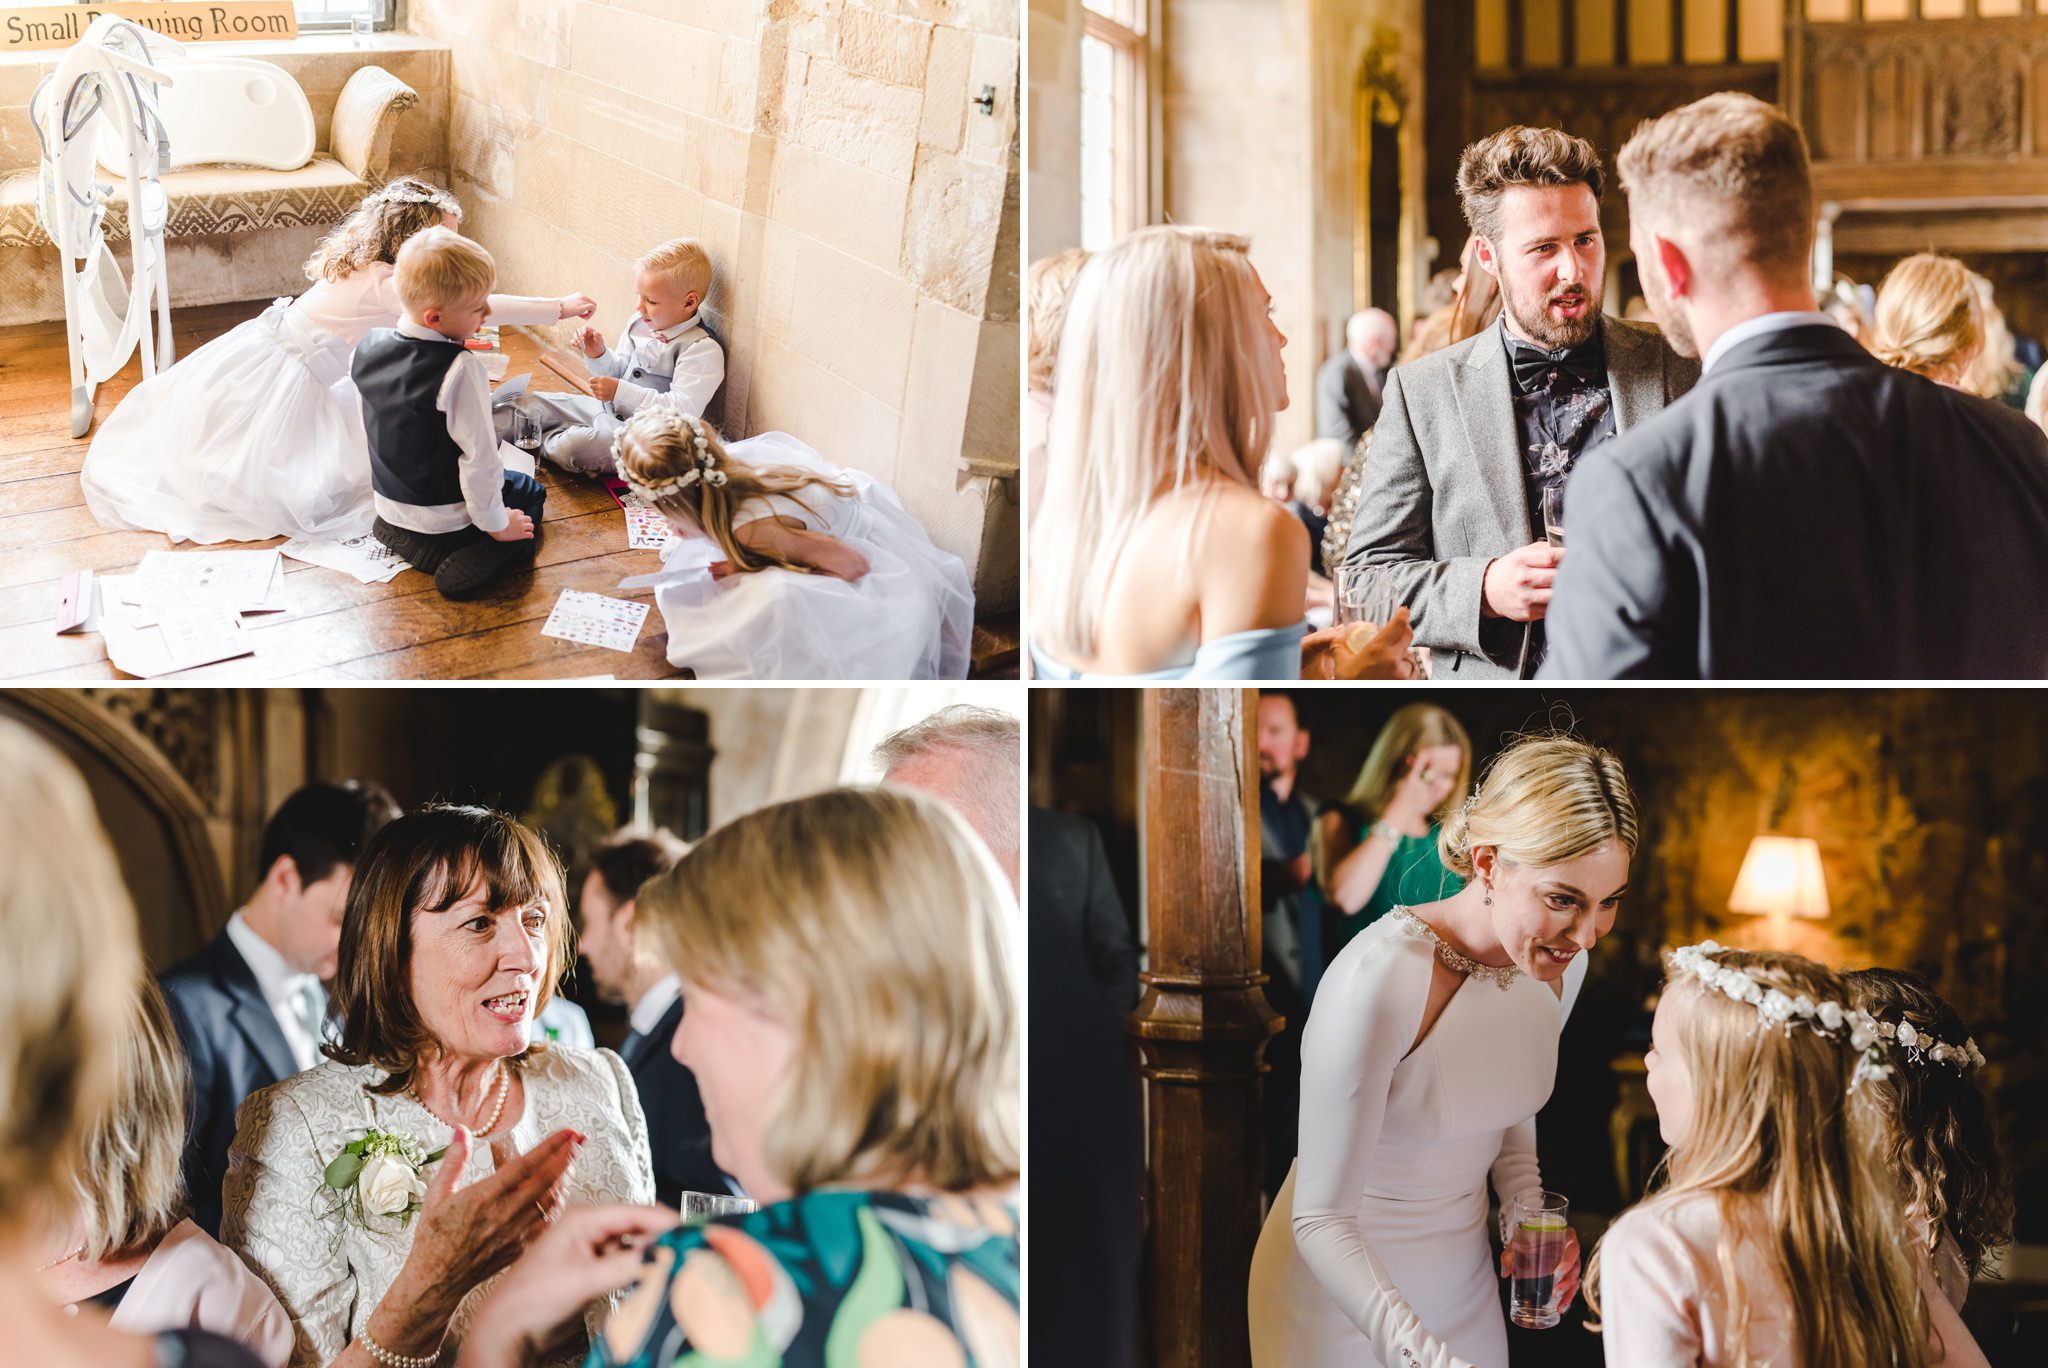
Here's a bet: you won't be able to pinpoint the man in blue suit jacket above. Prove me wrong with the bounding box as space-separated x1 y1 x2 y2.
579 830 730 1205
159 779 399 1236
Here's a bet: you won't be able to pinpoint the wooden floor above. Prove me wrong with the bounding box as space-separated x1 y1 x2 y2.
0 302 1019 681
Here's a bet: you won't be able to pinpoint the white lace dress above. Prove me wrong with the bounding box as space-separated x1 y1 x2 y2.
221 1045 655 1368
1247 908 1587 1368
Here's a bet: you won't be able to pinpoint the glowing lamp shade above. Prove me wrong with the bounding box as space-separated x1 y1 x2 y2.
1728 836 1830 919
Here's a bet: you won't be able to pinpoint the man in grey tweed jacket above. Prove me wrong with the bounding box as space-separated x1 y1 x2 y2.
1343 125 1698 678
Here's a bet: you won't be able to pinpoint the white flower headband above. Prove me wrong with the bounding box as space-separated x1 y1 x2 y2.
1667 941 1985 1094
376 183 457 214
611 412 726 504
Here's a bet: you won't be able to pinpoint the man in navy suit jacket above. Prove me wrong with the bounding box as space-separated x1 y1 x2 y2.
159 780 398 1236
1544 92 2048 679
579 830 729 1205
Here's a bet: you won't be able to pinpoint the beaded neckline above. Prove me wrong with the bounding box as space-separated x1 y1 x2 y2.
1390 906 1520 990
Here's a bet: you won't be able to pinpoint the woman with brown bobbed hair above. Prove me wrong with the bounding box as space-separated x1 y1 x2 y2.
455 786 1021 1368
0 721 266 1368
222 805 655 1368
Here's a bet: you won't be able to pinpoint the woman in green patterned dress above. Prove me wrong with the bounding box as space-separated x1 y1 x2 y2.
459 786 1019 1368
1315 704 1472 960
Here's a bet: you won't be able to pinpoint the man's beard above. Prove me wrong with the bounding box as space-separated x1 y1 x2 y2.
1257 754 1282 778
1502 276 1603 350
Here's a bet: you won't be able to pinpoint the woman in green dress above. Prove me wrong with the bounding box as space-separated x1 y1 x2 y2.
1315 703 1472 958
457 786 1019 1368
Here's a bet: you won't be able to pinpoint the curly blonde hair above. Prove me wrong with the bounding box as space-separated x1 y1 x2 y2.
304 177 463 284
613 412 855 575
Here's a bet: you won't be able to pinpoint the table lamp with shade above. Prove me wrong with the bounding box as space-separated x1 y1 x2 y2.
1728 834 1831 920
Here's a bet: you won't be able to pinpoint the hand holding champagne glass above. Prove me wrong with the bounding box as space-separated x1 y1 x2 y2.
1542 484 1567 550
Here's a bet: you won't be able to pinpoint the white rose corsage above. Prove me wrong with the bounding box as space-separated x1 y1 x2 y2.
322 1128 445 1229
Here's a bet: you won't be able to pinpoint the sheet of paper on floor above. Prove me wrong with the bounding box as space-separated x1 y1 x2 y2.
540 590 649 653
499 440 538 479
103 609 254 677
279 534 407 585
131 549 284 614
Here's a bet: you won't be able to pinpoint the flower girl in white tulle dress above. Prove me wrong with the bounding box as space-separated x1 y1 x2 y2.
80 178 594 544
611 410 974 679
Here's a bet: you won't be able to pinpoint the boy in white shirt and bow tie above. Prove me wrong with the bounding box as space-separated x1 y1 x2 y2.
503 236 727 473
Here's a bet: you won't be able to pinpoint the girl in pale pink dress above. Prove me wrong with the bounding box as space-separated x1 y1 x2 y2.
1591 944 1992 1368
81 177 594 544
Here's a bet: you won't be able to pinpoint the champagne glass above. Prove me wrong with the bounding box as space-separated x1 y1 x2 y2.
1506 1188 1571 1329
1542 483 1566 550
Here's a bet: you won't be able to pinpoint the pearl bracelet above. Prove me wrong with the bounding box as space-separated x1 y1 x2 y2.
1367 820 1405 846
358 1329 441 1368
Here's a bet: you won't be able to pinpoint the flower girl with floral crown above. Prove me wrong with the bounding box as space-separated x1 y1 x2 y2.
612 410 973 679
1589 944 1991 1368
81 177 595 545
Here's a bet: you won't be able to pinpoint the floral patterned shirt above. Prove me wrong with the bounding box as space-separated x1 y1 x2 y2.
592 1189 1020 1368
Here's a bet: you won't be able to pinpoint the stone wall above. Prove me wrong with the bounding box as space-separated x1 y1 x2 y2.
404 0 1020 602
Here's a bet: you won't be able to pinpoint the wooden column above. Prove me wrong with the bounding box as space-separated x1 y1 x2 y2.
1130 689 1282 1368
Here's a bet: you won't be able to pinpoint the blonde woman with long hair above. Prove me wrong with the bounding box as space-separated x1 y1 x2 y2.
0 720 265 1368
1249 733 1637 1368
1314 704 1472 958
1870 253 1985 391
82 177 595 545
455 786 1021 1367
38 980 292 1364
1592 945 1990 1367
614 410 973 678
1030 225 1414 680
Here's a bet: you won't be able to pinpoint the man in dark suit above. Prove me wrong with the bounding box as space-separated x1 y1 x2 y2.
1314 308 1397 445
159 779 399 1236
1543 93 2048 679
1027 806 1140 1368
578 830 729 1205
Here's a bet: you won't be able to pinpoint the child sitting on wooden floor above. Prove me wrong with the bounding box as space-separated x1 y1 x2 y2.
354 228 543 599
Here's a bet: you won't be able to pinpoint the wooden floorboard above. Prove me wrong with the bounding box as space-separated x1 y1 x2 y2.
0 301 1019 680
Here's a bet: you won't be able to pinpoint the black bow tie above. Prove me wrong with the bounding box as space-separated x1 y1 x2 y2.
1506 332 1606 394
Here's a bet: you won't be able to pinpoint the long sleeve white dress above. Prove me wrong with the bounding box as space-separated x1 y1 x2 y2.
221 1045 655 1368
80 263 558 545
1247 907 1587 1368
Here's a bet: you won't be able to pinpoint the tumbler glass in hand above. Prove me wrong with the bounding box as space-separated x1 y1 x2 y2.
1506 1189 1571 1329
1334 565 1395 632
678 1191 756 1225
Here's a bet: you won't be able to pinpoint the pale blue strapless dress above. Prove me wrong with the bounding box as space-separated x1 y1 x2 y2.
1029 621 1308 681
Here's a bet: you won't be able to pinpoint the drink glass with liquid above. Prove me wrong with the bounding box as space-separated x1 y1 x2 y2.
1506 1188 1570 1329
1542 484 1566 550
511 409 543 453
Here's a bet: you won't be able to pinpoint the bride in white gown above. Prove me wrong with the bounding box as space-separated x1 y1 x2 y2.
1248 733 1638 1368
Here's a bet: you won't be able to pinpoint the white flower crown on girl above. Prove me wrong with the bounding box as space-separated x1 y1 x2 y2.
611 412 726 503
374 182 457 214
1667 941 1986 1094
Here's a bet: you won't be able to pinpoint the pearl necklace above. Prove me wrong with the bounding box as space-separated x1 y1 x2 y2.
1392 907 1521 990
411 1062 512 1137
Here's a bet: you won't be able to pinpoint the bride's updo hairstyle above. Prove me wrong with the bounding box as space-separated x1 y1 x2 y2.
0 722 140 1235
633 787 1018 1195
1437 733 1637 880
1587 948 1931 1368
